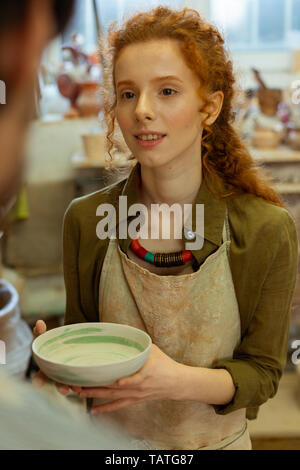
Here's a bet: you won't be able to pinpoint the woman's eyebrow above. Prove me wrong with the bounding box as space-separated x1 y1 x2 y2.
116 75 184 88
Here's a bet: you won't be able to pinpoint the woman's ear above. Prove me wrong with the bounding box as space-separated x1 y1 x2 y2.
203 91 224 126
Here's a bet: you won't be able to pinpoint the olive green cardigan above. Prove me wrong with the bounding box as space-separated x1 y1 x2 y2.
63 163 298 421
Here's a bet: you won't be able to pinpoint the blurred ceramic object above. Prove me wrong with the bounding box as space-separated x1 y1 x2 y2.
0 279 33 379
57 73 81 118
256 88 282 116
286 123 300 150
253 112 284 131
82 133 106 161
252 128 282 149
252 68 282 116
57 73 80 105
76 81 103 117
252 113 284 149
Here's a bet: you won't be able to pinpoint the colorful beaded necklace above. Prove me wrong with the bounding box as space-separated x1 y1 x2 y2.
133 167 193 267
130 238 193 268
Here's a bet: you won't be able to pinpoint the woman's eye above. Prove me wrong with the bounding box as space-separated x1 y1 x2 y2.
161 88 176 96
121 92 135 99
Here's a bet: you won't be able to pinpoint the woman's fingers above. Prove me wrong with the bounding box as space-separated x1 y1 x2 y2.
77 386 148 400
32 320 52 389
32 321 48 387
55 382 71 396
32 321 77 396
33 320 47 338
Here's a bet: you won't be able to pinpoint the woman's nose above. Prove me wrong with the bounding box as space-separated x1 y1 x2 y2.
134 94 155 121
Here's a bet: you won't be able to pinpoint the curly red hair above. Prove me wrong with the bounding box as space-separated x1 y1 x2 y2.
100 6 284 208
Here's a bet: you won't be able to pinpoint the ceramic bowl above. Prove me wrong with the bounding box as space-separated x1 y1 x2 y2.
32 322 152 387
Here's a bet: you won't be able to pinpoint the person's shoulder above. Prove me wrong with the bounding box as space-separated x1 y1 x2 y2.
227 191 297 247
65 177 127 222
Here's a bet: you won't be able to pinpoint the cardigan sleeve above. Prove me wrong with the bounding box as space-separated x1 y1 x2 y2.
211 209 298 415
63 201 88 325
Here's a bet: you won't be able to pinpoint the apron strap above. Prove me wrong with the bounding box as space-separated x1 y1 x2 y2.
222 206 230 244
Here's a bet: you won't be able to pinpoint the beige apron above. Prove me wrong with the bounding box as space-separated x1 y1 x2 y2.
95 208 252 450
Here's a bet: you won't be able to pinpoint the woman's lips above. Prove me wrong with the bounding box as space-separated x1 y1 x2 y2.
135 135 166 148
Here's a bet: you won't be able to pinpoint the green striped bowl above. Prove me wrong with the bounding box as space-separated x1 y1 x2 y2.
32 323 152 387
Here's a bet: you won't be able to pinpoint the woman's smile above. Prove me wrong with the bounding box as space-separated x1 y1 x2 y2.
135 134 167 148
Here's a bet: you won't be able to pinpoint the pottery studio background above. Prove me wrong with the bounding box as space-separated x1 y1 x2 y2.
0 0 300 450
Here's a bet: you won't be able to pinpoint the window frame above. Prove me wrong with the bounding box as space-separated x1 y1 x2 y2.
210 0 300 52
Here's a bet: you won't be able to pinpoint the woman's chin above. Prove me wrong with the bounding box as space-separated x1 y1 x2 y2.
135 156 168 169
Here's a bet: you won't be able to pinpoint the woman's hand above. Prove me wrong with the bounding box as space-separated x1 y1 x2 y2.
32 320 70 396
72 344 183 415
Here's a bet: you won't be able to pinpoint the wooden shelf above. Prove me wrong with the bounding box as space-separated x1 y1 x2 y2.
274 183 300 194
251 146 300 163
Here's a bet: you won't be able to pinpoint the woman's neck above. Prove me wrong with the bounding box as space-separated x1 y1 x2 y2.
139 161 202 208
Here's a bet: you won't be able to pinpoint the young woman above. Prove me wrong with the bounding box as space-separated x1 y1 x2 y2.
54 7 298 450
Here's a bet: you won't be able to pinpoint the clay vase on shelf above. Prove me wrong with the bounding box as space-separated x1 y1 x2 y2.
256 88 282 117
76 81 103 117
56 73 81 118
252 68 282 116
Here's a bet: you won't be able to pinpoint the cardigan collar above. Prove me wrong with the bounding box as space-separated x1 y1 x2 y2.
118 162 227 256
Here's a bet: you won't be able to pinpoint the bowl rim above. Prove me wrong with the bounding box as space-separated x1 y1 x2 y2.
32 322 152 368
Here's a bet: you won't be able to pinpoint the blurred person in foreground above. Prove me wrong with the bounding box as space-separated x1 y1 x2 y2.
0 0 142 450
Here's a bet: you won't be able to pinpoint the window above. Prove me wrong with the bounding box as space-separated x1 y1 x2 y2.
62 0 184 51
211 0 300 50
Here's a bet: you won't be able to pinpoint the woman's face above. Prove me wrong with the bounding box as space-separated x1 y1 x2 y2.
114 39 209 170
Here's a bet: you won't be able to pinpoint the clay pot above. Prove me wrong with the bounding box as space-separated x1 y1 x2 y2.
252 128 282 149
76 81 103 117
256 88 282 116
57 73 80 107
82 133 106 161
0 279 33 378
